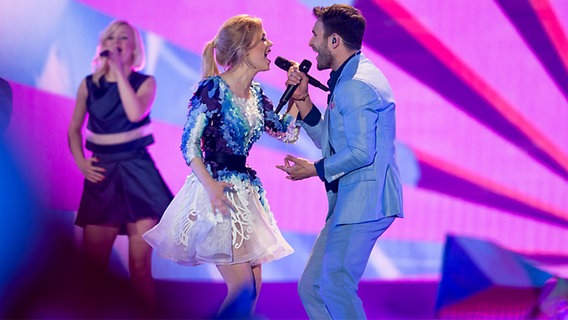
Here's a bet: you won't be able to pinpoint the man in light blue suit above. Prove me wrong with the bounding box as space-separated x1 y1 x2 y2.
276 4 404 319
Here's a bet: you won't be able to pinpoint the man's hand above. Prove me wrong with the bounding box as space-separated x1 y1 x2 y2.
286 64 309 101
276 155 318 181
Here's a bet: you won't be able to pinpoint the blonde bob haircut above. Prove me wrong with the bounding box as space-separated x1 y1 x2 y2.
202 15 263 78
92 20 146 84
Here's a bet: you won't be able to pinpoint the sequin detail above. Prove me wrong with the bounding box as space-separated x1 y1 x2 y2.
143 76 297 266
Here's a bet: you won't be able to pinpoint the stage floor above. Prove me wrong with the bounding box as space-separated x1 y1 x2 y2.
155 279 439 319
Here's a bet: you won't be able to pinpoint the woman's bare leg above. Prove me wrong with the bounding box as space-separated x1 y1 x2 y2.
83 224 119 269
252 264 262 312
79 225 120 316
216 263 257 318
126 218 158 312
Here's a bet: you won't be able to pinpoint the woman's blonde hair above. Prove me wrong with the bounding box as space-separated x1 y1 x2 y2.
92 20 146 84
202 15 263 78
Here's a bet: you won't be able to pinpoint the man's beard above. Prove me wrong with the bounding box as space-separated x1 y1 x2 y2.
316 46 333 70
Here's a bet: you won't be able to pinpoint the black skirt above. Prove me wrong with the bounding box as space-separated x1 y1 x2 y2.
76 148 173 234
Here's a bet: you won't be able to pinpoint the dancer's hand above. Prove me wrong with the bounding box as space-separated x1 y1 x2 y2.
80 157 106 183
205 181 235 215
276 155 317 181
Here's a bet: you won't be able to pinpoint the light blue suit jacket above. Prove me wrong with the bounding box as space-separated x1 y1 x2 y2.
299 53 404 225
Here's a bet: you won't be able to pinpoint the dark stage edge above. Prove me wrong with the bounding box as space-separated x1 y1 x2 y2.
155 279 439 319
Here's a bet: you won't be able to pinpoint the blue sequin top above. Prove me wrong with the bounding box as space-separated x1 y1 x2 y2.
181 76 299 182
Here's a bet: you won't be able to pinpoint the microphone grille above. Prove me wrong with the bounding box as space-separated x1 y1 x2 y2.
274 56 291 70
299 59 312 73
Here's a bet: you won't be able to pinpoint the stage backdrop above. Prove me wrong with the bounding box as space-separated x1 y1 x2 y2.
1 0 567 282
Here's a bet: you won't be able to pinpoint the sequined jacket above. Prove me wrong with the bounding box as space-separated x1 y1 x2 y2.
181 76 299 185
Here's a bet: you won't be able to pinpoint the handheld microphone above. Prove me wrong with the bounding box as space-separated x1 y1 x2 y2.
275 59 311 114
275 56 329 92
100 48 121 57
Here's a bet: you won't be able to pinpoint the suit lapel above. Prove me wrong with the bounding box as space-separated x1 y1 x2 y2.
322 104 332 157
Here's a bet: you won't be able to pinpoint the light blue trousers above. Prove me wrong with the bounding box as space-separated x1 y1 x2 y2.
298 214 395 319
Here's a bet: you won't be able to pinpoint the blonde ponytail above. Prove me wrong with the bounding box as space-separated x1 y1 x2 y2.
200 15 263 79
202 39 220 78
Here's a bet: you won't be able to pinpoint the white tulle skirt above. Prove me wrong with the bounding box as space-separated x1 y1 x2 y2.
143 174 293 266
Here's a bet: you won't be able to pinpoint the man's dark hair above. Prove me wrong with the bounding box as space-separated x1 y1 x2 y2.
313 4 366 50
